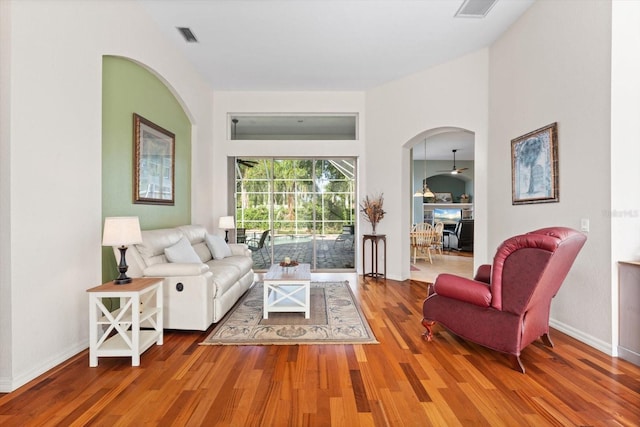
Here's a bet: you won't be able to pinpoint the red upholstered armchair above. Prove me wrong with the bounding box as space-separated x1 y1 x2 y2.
422 227 586 373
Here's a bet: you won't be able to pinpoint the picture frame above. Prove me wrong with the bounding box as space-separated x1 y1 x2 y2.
511 122 558 205
133 113 175 205
434 192 453 203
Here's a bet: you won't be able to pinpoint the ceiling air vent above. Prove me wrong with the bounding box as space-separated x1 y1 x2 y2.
454 0 499 18
177 27 198 43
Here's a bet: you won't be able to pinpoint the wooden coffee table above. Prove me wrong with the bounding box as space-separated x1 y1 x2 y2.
263 263 311 319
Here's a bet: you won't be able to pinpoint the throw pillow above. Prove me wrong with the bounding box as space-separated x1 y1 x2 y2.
164 237 201 263
205 233 232 260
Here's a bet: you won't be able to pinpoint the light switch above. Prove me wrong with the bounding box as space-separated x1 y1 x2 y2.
580 218 589 232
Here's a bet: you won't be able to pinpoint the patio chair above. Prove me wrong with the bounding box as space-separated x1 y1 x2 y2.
236 228 246 244
334 224 355 249
247 229 270 265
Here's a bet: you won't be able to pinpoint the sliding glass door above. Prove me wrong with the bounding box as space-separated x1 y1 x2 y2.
234 157 356 271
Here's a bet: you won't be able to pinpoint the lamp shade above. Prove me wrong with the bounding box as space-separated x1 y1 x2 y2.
414 188 436 198
102 217 143 246
218 216 235 230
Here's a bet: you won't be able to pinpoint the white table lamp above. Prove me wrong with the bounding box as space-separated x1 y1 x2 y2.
102 216 143 284
218 216 235 243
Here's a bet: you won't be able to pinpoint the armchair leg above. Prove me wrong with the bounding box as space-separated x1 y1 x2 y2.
509 354 525 374
541 333 554 348
421 318 435 341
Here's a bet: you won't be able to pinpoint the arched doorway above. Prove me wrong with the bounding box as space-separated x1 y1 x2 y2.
408 127 475 283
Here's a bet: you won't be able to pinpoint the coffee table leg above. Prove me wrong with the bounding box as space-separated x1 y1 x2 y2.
263 283 269 319
305 282 310 319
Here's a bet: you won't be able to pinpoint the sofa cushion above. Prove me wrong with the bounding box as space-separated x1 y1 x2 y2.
178 225 213 263
178 224 207 243
208 263 242 297
210 255 254 273
165 237 201 263
192 242 213 263
135 228 183 266
144 262 209 276
205 233 232 260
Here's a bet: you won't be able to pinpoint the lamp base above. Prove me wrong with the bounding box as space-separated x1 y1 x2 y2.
114 245 132 285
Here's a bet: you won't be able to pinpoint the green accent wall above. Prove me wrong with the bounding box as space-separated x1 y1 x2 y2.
102 56 191 282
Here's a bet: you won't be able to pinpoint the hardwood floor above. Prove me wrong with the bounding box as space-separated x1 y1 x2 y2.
1 276 639 426
410 251 474 283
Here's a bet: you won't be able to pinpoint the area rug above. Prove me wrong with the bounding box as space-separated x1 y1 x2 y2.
201 281 378 345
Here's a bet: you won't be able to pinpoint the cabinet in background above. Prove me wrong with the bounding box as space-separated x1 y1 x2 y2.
423 203 473 224
618 261 640 366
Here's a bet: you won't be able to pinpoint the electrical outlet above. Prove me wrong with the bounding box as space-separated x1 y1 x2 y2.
580 218 590 232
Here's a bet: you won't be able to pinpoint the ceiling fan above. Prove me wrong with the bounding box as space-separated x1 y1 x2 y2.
437 149 468 174
236 158 258 168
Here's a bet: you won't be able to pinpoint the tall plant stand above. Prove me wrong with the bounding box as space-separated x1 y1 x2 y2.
362 234 386 280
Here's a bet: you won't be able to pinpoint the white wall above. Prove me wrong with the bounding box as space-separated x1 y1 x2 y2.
211 91 365 232
0 0 213 392
366 50 490 281
611 0 640 354
489 0 613 352
0 0 13 389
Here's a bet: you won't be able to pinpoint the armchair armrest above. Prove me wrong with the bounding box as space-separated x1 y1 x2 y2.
433 274 491 307
474 264 491 284
143 263 209 277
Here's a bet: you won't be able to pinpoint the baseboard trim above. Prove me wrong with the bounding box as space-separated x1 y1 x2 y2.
617 346 640 366
0 341 87 393
0 378 12 393
549 318 613 356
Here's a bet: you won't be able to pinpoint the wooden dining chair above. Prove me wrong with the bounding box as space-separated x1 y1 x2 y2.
433 221 444 255
410 223 438 264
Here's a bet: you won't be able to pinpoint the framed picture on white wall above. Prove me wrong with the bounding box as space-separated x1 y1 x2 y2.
511 122 559 205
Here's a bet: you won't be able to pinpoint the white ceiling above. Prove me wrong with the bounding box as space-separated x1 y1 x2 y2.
137 0 534 161
138 0 534 91
423 131 475 161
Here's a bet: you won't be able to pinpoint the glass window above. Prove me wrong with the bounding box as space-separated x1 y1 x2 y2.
229 114 357 140
234 157 356 271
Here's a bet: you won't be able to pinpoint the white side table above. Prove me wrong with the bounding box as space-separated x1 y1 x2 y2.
87 277 163 367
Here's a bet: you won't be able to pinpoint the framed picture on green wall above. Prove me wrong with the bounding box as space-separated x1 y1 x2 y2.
133 113 175 205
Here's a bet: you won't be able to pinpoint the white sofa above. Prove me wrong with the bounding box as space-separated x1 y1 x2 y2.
115 224 254 330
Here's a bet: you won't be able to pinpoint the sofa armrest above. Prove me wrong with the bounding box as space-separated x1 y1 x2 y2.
433 274 492 307
229 243 250 257
474 264 492 284
143 263 209 277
